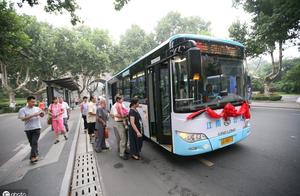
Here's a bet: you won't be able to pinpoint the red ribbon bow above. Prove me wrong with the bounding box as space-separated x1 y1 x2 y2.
186 101 250 121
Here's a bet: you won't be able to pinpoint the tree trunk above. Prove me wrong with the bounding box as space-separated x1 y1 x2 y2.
278 40 283 78
8 91 16 108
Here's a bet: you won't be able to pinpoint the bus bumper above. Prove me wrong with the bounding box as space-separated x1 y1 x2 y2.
173 127 251 156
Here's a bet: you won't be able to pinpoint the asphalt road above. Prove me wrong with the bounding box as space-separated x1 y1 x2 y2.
0 110 81 196
0 113 48 166
97 107 300 196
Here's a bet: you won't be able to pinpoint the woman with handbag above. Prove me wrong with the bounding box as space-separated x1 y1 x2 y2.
49 97 68 144
95 99 109 153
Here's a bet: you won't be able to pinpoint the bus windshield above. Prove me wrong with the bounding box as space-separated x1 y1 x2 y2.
172 54 245 113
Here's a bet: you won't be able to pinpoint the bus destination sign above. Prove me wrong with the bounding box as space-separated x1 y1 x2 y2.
196 41 244 58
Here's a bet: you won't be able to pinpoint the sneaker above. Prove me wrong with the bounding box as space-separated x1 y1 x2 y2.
54 140 60 144
30 157 38 163
64 135 68 140
102 147 109 150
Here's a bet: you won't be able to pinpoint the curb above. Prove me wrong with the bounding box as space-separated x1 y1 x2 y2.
251 105 300 110
59 113 82 196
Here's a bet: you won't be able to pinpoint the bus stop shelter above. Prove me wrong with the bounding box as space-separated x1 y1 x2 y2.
43 78 79 107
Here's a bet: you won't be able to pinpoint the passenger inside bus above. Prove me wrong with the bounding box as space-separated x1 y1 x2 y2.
203 83 217 102
179 81 187 99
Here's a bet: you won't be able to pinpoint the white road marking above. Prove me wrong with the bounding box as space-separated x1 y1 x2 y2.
0 126 67 186
198 158 214 167
12 143 26 152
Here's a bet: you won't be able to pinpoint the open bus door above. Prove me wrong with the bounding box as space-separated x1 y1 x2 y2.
146 62 172 146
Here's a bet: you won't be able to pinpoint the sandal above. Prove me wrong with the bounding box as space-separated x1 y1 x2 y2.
131 155 140 160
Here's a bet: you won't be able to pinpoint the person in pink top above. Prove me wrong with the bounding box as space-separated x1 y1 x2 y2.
49 97 68 144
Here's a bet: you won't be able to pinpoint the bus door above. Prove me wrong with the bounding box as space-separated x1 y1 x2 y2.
147 62 172 145
111 82 117 105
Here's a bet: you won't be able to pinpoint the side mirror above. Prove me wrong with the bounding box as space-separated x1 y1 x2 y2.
187 47 202 80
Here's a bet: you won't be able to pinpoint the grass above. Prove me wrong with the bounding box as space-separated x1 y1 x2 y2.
276 92 300 96
0 98 27 107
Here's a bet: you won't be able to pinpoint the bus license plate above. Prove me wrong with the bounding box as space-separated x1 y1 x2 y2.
221 136 233 146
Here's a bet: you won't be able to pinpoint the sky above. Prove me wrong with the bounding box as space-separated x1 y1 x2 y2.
16 0 299 59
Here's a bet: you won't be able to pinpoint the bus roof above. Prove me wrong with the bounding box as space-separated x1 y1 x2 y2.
108 34 244 82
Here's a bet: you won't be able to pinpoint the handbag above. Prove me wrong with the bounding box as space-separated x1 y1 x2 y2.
47 104 52 125
104 127 109 138
47 116 52 125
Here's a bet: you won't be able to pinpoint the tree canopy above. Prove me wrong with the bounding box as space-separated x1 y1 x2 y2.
155 11 211 43
231 0 300 95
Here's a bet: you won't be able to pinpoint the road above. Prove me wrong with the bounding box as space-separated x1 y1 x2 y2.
97 107 300 196
0 109 81 196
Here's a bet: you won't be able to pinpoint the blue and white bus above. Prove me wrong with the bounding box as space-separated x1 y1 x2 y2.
106 34 251 156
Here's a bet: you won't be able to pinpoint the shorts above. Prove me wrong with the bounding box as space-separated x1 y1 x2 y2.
88 122 96 135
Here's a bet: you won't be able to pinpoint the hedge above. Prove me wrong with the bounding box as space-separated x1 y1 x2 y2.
252 94 282 101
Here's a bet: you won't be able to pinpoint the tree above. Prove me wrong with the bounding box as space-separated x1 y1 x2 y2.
19 16 60 98
17 0 132 24
281 62 300 93
228 20 265 58
0 1 31 107
155 11 211 43
233 0 300 95
55 26 111 96
114 0 130 10
111 25 157 72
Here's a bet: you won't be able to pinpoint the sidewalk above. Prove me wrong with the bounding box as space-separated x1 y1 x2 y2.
251 100 300 109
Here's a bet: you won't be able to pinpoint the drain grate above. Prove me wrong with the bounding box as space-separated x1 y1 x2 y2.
71 152 102 196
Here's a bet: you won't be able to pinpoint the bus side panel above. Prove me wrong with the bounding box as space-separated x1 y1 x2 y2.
137 104 150 138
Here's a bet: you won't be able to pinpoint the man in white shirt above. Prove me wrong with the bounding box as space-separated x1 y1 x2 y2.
59 97 70 132
88 96 97 143
110 95 129 160
18 96 44 163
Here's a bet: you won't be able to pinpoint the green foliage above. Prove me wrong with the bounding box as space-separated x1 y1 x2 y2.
18 0 133 25
111 25 157 72
278 63 300 93
233 0 300 54
249 58 300 94
252 93 282 101
114 0 130 10
155 11 211 43
228 20 265 57
251 77 264 92
0 1 31 62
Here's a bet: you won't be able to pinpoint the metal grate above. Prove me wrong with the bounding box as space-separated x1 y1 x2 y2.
71 152 102 196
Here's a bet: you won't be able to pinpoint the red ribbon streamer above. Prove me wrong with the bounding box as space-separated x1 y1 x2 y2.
186 101 250 121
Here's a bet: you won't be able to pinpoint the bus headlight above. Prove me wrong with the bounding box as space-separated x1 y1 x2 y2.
176 131 208 143
244 119 250 128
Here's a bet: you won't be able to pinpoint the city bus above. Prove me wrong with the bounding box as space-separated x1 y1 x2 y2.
106 34 251 156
